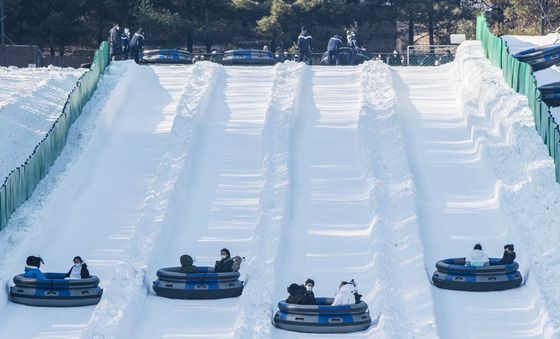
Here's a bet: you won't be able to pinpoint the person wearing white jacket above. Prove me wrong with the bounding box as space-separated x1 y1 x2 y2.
466 243 489 267
331 281 357 306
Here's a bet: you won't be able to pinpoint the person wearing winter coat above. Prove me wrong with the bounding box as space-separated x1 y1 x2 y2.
466 243 489 267
109 23 121 60
129 29 145 64
286 282 315 305
346 31 358 65
64 256 91 279
327 35 343 65
178 254 197 273
499 244 516 265
121 28 131 60
331 281 358 306
297 27 313 65
214 248 234 273
23 255 46 280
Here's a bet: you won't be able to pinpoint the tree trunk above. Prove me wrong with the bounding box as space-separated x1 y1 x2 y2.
407 10 414 46
428 10 434 46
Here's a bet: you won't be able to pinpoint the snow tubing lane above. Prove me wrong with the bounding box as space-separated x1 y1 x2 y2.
512 44 560 71
152 266 243 299
432 258 522 292
9 273 103 307
272 298 372 334
538 81 560 107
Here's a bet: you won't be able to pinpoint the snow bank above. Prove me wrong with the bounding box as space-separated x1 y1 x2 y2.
0 66 85 181
453 40 559 335
360 61 437 338
81 61 222 339
232 61 304 339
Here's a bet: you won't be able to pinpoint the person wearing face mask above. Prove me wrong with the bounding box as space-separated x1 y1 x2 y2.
303 278 316 304
214 248 234 273
64 256 91 280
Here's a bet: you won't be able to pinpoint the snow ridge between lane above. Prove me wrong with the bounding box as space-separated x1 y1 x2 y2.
232 61 304 339
358 61 438 338
81 62 222 339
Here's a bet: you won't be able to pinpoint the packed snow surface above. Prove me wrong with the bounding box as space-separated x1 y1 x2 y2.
0 41 559 338
0 66 85 182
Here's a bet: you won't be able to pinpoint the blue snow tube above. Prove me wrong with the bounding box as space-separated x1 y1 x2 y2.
9 273 103 307
221 49 276 65
513 44 560 71
539 81 560 107
152 266 243 299
272 298 372 333
432 258 522 291
142 49 192 64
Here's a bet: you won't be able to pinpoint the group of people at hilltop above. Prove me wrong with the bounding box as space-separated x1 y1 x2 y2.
297 27 360 65
109 23 145 63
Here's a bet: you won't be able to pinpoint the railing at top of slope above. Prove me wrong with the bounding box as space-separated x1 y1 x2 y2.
0 42 110 230
476 14 560 182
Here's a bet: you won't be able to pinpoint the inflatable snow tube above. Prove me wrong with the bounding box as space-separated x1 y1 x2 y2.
319 47 370 65
513 44 560 71
272 298 371 333
142 49 192 64
9 273 103 307
153 266 243 299
538 81 560 107
221 49 276 65
432 258 522 292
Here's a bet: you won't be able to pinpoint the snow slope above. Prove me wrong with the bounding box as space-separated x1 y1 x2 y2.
393 41 558 338
0 39 559 339
0 61 193 338
0 66 85 181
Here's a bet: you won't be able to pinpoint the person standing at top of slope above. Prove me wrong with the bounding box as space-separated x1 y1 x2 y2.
327 34 343 65
346 31 358 65
214 248 234 273
109 23 121 61
499 244 516 265
466 243 489 267
297 27 313 65
121 28 131 60
129 28 145 64
64 256 91 279
23 255 46 280
331 280 358 306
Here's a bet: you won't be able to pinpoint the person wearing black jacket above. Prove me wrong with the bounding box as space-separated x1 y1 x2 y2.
178 254 197 273
286 283 315 305
109 23 121 60
129 29 145 64
499 244 516 265
297 27 313 65
64 256 90 279
327 35 342 65
214 248 234 273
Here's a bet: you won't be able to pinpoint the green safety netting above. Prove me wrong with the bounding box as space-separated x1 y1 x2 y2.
0 42 110 230
477 15 560 182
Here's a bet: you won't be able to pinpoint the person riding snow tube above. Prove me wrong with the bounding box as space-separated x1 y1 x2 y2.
272 297 371 333
10 273 103 307
432 258 522 291
153 259 243 300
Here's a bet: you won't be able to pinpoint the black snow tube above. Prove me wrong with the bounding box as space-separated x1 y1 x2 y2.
513 44 560 71
539 81 560 107
272 298 372 333
9 273 103 307
152 266 243 299
142 49 192 64
432 258 522 292
221 49 276 65
319 47 371 65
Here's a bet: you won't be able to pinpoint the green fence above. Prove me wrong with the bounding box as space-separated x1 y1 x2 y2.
0 42 110 230
476 15 560 182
